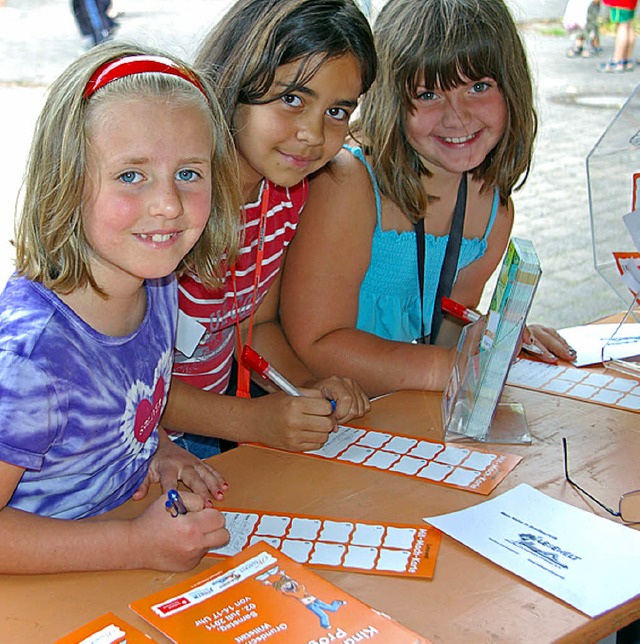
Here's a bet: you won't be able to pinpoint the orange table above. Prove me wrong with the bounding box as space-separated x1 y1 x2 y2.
1 385 639 643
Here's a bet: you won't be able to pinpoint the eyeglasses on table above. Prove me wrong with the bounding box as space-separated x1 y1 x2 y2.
562 437 640 524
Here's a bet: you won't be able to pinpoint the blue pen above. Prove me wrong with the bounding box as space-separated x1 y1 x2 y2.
166 489 188 517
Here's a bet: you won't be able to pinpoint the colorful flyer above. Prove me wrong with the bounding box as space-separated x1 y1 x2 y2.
130 542 430 643
254 424 521 495
207 509 441 579
54 612 156 643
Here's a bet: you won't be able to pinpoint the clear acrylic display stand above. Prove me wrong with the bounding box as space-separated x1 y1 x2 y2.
601 300 640 377
442 319 531 445
586 84 640 319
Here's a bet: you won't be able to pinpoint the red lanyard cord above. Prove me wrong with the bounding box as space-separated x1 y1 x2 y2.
231 181 270 398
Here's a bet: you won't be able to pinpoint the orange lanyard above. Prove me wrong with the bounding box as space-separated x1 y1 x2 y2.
231 181 270 398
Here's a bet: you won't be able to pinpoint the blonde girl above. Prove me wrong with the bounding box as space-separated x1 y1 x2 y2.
0 41 240 573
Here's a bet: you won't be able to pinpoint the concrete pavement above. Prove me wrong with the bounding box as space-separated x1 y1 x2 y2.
0 0 638 328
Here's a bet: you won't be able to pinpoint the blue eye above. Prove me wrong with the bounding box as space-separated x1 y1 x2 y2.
176 169 200 182
417 90 437 101
471 81 491 93
119 171 142 184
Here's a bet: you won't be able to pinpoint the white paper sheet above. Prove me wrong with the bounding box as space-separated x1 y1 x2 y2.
558 323 640 367
425 484 640 617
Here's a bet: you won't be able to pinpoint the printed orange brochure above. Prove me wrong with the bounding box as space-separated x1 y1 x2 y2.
207 508 442 579
249 424 521 495
55 612 157 643
130 542 430 643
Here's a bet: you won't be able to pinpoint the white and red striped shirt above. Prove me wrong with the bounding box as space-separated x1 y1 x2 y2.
173 179 307 393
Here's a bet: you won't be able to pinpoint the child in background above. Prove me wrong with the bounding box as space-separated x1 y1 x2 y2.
280 0 576 398
565 0 602 58
161 0 375 457
0 41 240 573
599 0 637 72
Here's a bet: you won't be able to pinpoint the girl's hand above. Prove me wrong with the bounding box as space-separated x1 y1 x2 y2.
521 324 577 364
132 429 228 504
246 392 339 452
309 376 371 423
130 491 229 572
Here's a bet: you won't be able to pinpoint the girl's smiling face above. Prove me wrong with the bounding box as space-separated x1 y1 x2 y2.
405 77 507 176
233 54 362 200
82 97 213 295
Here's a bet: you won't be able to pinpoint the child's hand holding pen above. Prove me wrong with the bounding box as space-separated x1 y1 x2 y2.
131 488 229 572
241 346 370 429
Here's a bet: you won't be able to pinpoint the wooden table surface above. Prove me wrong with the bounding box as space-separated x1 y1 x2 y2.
1 385 638 643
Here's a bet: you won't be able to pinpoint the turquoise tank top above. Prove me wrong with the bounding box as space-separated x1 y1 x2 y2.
348 145 499 343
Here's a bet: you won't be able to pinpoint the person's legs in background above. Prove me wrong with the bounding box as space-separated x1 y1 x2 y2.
586 0 603 54
599 6 636 72
70 0 113 48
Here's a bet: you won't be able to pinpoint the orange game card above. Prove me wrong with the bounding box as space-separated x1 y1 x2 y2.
55 612 156 643
207 509 442 579
250 424 521 495
130 542 430 643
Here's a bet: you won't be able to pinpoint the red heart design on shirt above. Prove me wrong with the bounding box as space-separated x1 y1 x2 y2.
133 376 165 443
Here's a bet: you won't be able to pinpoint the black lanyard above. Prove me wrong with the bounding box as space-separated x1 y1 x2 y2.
415 172 467 344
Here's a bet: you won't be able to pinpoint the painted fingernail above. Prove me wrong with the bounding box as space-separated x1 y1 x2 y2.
522 342 544 356
222 482 229 489
205 498 215 508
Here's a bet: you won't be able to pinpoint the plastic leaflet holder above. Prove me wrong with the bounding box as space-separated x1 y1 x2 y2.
441 237 541 444
587 85 640 311
599 252 640 378
601 301 640 378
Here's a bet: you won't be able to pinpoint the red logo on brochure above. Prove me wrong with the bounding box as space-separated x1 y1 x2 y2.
156 596 191 615
134 376 165 443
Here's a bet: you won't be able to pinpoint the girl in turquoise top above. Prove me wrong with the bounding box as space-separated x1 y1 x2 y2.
281 0 575 397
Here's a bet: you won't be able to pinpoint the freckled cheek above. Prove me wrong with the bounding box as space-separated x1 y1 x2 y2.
405 112 437 147
486 96 507 131
83 193 140 243
188 190 213 233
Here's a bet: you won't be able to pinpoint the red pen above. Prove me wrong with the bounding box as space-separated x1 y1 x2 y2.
241 346 337 412
441 296 481 323
242 345 302 396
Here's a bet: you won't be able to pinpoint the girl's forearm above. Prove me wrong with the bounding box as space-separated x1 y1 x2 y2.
0 507 134 574
162 377 263 444
298 329 454 398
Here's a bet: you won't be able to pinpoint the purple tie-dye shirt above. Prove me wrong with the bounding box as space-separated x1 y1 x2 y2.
0 275 177 519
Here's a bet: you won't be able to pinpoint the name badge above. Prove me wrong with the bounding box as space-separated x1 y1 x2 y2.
175 310 206 358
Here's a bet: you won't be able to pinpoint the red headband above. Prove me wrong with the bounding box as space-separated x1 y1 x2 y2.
83 55 209 100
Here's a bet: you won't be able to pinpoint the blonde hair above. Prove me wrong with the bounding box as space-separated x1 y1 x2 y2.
355 0 537 223
15 40 241 294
